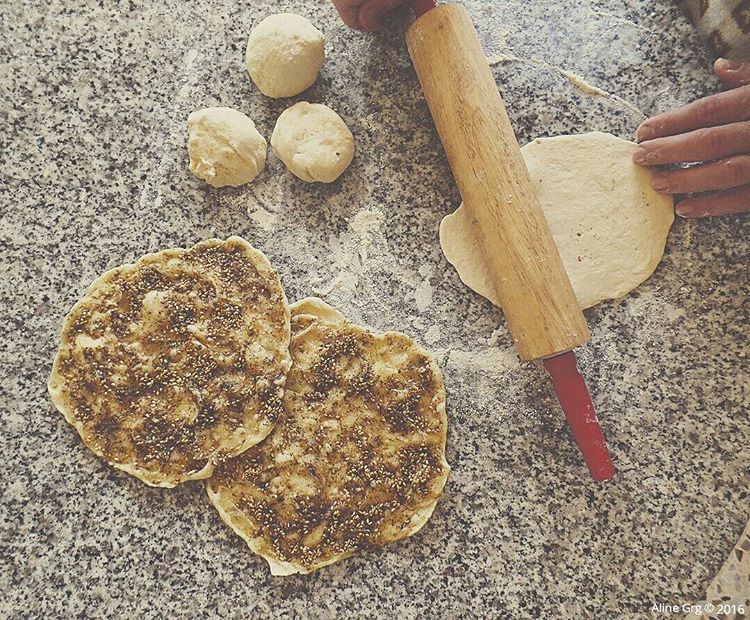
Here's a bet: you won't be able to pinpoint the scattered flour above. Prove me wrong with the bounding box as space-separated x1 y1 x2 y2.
425 324 441 345
444 346 519 374
587 7 660 35
486 327 506 347
435 345 521 409
309 208 385 299
487 49 645 119
247 203 277 232
557 69 645 118
349 208 383 262
309 230 363 297
139 48 201 214
415 265 434 312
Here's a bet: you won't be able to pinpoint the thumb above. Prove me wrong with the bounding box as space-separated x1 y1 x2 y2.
330 0 365 29
714 58 750 87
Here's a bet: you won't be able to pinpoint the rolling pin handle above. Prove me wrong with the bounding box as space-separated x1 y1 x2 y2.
543 352 615 481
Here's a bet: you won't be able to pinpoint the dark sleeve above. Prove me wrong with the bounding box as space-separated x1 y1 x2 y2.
678 0 750 60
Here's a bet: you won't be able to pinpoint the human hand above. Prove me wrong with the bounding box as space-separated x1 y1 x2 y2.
633 59 750 218
331 0 410 30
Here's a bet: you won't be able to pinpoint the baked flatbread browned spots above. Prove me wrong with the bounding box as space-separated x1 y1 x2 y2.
48 237 291 487
207 298 449 575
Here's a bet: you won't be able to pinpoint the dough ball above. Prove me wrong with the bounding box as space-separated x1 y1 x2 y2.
440 132 675 309
246 13 325 98
271 102 355 183
187 107 267 188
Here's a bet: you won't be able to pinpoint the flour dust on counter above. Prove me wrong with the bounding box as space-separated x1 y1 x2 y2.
486 49 647 120
306 205 390 305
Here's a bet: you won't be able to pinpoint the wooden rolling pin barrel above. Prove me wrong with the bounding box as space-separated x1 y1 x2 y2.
406 2 615 480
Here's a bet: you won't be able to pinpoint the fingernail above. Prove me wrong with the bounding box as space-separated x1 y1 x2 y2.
636 124 653 143
651 175 669 192
632 148 648 164
716 58 743 71
676 203 698 218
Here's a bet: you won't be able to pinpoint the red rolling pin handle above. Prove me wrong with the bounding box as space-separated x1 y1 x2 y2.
543 353 615 481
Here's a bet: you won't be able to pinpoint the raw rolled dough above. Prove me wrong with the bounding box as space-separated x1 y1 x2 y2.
439 132 674 309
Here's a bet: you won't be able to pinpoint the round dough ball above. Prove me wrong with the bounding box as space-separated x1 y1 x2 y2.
246 14 325 99
440 132 675 309
271 102 355 183
187 107 267 188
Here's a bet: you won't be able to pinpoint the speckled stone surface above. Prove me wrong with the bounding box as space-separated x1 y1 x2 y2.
1 1 748 618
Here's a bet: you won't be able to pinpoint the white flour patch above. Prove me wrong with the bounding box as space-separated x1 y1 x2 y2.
486 327 506 347
588 7 659 35
622 287 686 332
436 345 521 409
139 48 201 214
415 265 434 312
425 324 441 345
444 346 519 374
309 208 386 301
247 203 277 232
349 208 383 262
310 231 363 297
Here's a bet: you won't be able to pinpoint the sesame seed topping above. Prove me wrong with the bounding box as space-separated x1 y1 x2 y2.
210 314 448 571
52 238 291 485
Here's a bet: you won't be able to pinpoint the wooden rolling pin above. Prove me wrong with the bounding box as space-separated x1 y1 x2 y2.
407 2 614 480
407 3 588 361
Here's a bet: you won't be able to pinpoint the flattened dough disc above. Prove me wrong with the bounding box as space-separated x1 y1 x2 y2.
440 132 675 309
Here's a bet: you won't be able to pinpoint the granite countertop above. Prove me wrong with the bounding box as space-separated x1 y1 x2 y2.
1 0 748 618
